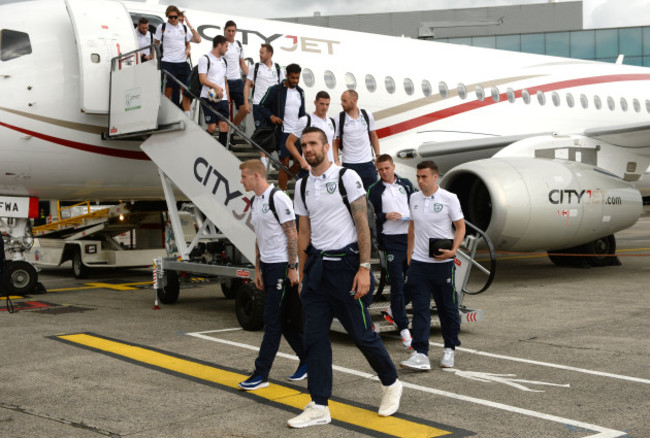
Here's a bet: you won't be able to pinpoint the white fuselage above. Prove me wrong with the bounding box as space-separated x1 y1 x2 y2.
1 0 649 201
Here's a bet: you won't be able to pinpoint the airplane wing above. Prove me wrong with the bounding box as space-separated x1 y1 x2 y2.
584 121 650 148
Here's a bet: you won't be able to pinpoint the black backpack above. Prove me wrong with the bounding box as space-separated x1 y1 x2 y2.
188 56 227 97
305 114 336 133
338 109 369 150
250 187 281 224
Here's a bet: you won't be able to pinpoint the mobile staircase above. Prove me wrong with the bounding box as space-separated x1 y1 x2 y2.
106 47 496 332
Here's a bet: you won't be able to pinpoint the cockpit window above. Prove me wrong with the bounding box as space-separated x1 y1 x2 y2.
0 29 32 62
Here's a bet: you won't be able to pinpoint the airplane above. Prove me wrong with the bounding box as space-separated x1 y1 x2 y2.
1 0 649 292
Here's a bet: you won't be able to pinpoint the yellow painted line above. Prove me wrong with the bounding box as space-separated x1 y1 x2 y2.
57 333 450 438
1 296 24 300
48 281 152 292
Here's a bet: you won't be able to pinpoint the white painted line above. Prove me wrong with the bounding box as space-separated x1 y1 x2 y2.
187 331 626 438
191 327 243 334
423 340 650 385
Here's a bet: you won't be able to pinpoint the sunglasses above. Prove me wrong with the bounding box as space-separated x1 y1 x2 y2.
168 15 178 19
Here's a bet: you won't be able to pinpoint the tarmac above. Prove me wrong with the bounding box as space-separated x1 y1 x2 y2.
1 216 649 437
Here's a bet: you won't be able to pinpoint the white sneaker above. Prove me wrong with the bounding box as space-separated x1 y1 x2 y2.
440 348 455 368
378 379 402 416
287 402 331 428
400 328 413 349
400 352 431 371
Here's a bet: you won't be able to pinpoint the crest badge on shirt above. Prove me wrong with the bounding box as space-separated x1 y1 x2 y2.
399 187 405 194
326 182 337 194
262 203 270 213
433 203 443 212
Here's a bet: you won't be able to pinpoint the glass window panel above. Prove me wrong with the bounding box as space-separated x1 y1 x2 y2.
457 83 467 99
596 29 618 58
546 32 570 57
643 57 650 67
385 76 395 94
594 95 602 110
633 99 641 113
506 88 516 103
623 56 643 66
570 30 595 59
365 74 376 93
566 93 575 108
644 28 650 55
448 37 472 46
475 85 485 101
646 99 650 113
422 79 432 97
302 68 315 87
552 92 561 107
473 36 496 49
522 89 531 104
439 81 449 98
580 94 588 109
537 90 546 105
607 96 615 111
620 28 642 56
496 35 520 52
491 86 500 102
344 72 356 90
403 78 414 96
324 70 336 89
0 29 32 62
620 97 628 112
522 34 545 54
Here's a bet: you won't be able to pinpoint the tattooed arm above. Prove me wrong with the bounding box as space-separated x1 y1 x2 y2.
350 196 371 300
282 219 299 285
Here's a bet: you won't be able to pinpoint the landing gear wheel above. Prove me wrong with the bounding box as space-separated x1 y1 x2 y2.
72 250 88 279
5 261 37 295
156 271 180 304
221 278 243 299
235 282 265 331
585 235 618 267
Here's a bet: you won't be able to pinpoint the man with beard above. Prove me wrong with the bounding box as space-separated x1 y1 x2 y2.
288 127 402 428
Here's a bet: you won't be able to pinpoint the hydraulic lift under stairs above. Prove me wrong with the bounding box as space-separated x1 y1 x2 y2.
106 48 494 332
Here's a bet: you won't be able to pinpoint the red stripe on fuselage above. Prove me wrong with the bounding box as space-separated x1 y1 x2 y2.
0 121 150 160
375 74 650 138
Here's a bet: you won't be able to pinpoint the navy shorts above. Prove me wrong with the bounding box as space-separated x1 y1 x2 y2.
161 61 189 93
201 98 229 125
280 132 301 160
227 79 245 107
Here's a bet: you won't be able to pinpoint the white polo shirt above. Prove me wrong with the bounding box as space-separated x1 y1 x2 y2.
246 63 285 104
409 188 464 264
294 164 366 251
251 185 296 263
283 88 302 134
135 30 151 57
198 53 228 101
336 110 376 164
293 114 335 163
224 40 244 80
154 22 191 63
381 180 410 235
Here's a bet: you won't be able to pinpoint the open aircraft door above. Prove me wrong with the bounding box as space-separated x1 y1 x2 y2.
65 0 137 114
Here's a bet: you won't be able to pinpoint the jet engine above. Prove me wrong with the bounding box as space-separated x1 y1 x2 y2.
440 157 643 261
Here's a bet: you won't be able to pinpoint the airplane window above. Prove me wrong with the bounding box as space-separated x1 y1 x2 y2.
594 95 602 110
422 79 432 97
0 29 32 62
646 99 650 113
457 83 467 100
522 89 531 104
490 86 500 102
404 78 414 96
475 85 485 101
324 70 336 89
302 68 315 87
552 92 561 107
385 76 395 94
620 98 628 112
345 72 357 90
566 93 575 108
633 99 641 113
580 94 588 109
536 90 546 105
607 96 615 111
365 74 376 93
506 88 516 103
438 82 449 98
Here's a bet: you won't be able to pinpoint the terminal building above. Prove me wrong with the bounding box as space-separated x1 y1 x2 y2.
279 1 650 67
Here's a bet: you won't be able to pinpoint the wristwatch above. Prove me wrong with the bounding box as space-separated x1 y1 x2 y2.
359 262 371 270
288 263 297 270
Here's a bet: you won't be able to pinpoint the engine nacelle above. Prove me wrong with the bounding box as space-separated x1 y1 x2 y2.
441 157 643 251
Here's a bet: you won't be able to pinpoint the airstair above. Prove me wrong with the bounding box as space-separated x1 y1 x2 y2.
105 47 495 332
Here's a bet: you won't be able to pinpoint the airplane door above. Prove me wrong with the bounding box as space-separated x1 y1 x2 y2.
65 0 137 114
